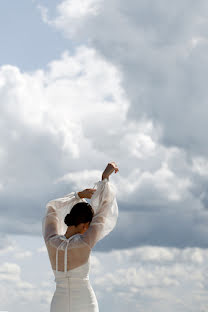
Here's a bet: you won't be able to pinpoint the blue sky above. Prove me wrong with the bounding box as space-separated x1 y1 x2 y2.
1 0 208 311
0 0 75 71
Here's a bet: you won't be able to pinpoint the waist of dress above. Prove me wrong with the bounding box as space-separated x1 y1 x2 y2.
56 276 89 280
54 276 91 289
53 270 89 280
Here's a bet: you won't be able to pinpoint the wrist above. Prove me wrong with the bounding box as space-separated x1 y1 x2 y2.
76 191 83 199
102 174 109 181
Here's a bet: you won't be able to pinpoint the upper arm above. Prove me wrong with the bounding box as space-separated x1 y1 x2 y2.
81 199 118 249
42 207 59 242
42 191 86 243
81 222 105 249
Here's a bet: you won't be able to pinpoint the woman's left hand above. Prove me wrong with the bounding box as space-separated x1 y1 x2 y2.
78 188 97 199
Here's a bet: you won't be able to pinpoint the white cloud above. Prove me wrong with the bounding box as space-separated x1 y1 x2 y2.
14 251 33 259
1 1 208 311
0 43 207 250
38 0 102 37
90 253 103 275
0 46 129 158
0 261 53 311
1 0 208 259
91 246 208 312
33 0 208 251
0 45 129 249
0 262 21 281
191 156 208 176
55 169 103 190
37 245 47 253
40 0 208 159
56 0 102 18
2 240 208 312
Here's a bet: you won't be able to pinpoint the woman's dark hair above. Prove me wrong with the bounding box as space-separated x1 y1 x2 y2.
64 202 94 227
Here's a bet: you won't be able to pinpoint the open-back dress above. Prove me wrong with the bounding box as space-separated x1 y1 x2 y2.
42 178 118 312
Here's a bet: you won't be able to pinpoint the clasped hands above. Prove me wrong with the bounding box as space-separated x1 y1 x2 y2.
78 162 119 199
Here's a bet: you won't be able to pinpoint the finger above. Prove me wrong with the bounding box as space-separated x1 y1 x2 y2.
90 189 96 193
109 162 115 167
111 162 118 169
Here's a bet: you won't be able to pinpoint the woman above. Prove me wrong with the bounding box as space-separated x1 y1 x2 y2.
42 161 119 312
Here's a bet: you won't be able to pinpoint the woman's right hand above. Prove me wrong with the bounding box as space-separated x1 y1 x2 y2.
102 162 119 180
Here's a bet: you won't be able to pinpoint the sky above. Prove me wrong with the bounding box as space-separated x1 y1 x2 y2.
1 0 208 311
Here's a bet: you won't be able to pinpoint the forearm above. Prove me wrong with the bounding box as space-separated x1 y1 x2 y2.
78 175 109 199
78 162 117 199
46 191 82 211
102 174 109 181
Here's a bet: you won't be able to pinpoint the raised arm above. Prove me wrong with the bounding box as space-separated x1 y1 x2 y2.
81 162 119 249
42 191 86 243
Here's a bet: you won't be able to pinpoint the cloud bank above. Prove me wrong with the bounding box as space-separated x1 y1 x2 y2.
1 241 208 312
1 40 208 250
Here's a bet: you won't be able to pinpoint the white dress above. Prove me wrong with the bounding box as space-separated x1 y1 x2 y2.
42 178 118 312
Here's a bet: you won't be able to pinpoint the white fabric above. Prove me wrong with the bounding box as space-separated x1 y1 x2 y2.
50 259 99 312
42 178 118 312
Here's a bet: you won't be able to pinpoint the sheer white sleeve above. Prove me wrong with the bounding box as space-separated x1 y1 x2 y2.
81 178 118 249
42 179 118 272
42 178 118 250
42 191 87 243
42 191 91 272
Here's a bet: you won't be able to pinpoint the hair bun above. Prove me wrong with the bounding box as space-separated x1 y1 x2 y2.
64 212 73 226
64 202 94 227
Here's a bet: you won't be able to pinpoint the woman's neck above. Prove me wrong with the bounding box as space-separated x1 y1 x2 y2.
64 226 79 238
